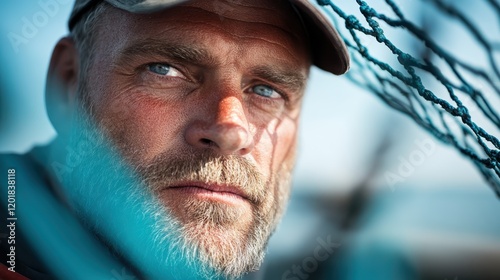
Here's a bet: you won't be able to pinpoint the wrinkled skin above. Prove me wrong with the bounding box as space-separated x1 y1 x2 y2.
48 0 311 278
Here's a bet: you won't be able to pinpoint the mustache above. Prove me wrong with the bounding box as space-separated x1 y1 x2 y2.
135 153 267 204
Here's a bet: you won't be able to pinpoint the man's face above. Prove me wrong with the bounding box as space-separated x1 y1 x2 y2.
68 0 310 277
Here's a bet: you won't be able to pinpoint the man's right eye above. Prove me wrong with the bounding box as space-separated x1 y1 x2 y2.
147 63 185 78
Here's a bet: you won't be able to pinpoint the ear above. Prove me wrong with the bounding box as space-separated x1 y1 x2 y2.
45 36 79 135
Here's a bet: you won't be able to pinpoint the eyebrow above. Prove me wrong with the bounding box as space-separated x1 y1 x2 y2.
119 39 217 67
250 66 307 93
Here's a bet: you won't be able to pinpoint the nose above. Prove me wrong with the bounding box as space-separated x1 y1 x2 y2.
184 96 254 156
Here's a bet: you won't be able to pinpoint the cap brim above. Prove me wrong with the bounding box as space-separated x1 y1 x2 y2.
289 0 349 75
107 0 190 13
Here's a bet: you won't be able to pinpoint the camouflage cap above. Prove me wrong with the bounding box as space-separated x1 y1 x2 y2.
68 0 349 75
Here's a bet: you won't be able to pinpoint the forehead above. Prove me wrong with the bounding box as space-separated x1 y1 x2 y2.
177 0 306 36
95 0 311 69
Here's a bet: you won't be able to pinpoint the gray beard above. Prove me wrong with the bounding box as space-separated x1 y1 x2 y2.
56 101 293 279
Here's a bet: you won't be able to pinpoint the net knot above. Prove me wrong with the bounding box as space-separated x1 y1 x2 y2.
397 53 412 65
367 19 386 42
359 3 377 17
456 106 469 117
345 15 359 29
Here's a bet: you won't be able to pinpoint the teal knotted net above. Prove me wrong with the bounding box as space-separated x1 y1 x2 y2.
319 0 500 196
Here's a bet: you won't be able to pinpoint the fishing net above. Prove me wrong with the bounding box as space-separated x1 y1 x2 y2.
318 0 500 196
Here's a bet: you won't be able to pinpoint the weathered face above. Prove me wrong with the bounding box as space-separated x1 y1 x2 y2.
65 0 310 277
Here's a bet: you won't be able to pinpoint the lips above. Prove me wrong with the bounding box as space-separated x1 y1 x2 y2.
164 182 251 202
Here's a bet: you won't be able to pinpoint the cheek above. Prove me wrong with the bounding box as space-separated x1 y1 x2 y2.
273 118 299 169
253 115 299 178
97 92 188 163
254 116 298 224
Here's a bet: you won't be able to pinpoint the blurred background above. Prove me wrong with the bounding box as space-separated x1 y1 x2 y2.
0 0 499 279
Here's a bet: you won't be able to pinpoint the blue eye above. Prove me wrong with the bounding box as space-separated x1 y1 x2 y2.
252 85 280 98
148 64 170 75
147 63 185 78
